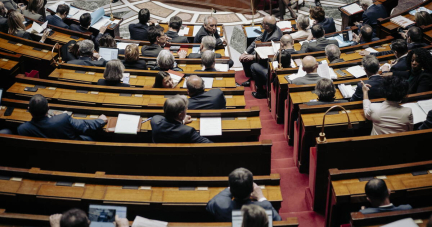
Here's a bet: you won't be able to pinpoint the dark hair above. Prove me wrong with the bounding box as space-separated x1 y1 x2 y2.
280 50 292 68
60 209 89 227
241 205 269 227
153 71 170 88
390 39 408 55
27 0 45 14
28 94 49 119
311 24 324 38
407 26 422 43
405 48 432 73
381 75 409 102
68 41 80 58
148 25 164 44
138 8 150 24
98 34 116 48
365 179 389 204
79 13 91 28
360 24 373 42
56 4 70 16
415 11 432 27
169 16 182 30
315 78 336 101
310 6 325 22
229 168 254 200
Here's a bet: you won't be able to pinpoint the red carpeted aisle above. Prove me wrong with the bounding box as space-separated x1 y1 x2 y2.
236 71 325 227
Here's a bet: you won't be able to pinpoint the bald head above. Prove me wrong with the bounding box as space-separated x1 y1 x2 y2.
302 56 318 73
280 34 294 49
263 15 277 32
186 75 205 96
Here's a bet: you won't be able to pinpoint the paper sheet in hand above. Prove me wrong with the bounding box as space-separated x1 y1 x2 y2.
364 47 378 53
317 61 331 79
346 65 366 78
402 103 427 124
117 43 138 50
28 21 47 34
132 216 167 227
99 48 119 61
178 27 190 36
200 117 222 136
381 218 418 227
114 114 140 134
215 64 229 72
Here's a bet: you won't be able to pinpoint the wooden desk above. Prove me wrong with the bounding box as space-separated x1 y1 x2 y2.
351 208 432 227
0 52 22 89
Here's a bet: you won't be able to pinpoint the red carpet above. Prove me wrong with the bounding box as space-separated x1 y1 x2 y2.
236 71 324 227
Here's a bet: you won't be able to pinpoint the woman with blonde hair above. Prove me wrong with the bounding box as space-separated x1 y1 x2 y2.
8 10 49 42
97 59 130 87
241 205 269 227
121 44 147 70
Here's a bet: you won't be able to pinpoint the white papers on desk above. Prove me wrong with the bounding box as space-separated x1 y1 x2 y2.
418 99 432 114
299 40 316 46
117 42 138 50
122 73 130 84
364 47 379 53
178 27 190 36
328 67 338 79
114 114 140 134
27 21 47 35
380 63 392 71
99 48 119 61
193 25 201 36
317 61 331 79
381 218 418 227
192 46 200 53
402 102 427 124
255 46 275 59
183 77 214 88
277 20 292 31
91 16 112 30
286 65 307 81
346 65 366 78
271 40 280 54
132 216 167 227
215 64 229 72
342 3 363 15
338 84 356 98
199 117 222 136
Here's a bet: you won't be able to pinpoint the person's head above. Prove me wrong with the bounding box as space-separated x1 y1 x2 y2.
407 26 422 43
60 209 90 227
148 25 166 45
315 78 336 101
280 34 294 49
68 41 81 57
262 15 277 33
381 75 409 102
98 34 117 48
124 44 140 62
204 16 217 34
78 40 95 57
280 50 292 68
296 14 309 31
359 0 373 11
311 24 325 39
201 50 215 69
365 179 390 207
138 8 150 24
302 56 318 73
163 95 188 122
28 0 45 13
361 55 379 76
7 10 26 35
201 36 216 51
390 39 408 58
415 11 432 27
310 6 325 22
325 44 341 62
241 205 269 227
360 24 373 42
56 4 70 19
186 75 205 96
103 59 125 82
153 71 174 88
169 16 183 31
79 13 91 28
229 168 254 200
156 50 175 71
0 2 7 17
406 47 432 73
28 94 49 119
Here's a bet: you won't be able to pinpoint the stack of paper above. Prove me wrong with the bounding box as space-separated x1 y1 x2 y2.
215 64 229 72
364 47 379 53
277 21 292 31
338 84 355 98
178 27 190 36
390 16 415 28
132 216 167 227
342 3 363 15
200 117 222 136
346 65 366 78
114 114 140 134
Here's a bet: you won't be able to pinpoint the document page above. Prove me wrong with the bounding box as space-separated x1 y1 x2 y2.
178 27 189 36
254 46 275 59
364 47 379 53
99 48 119 61
381 218 418 227
402 103 427 124
317 61 331 79
114 114 140 134
132 216 167 227
346 65 366 78
193 25 201 37
200 117 222 136
417 99 432 114
90 8 105 26
215 64 229 72
342 3 363 14
122 73 130 84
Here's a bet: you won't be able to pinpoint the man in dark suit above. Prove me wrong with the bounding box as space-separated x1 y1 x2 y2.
165 16 188 43
195 51 217 72
185 36 234 68
150 95 212 143
0 2 8 34
379 39 408 73
355 0 387 35
68 40 107 66
17 94 107 140
187 75 226 109
206 168 282 221
194 16 225 46
360 179 412 214
351 24 379 46
128 8 157 41
141 25 166 57
419 110 432 130
289 56 322 85
351 55 384 101
46 4 69 29
240 15 283 86
298 24 339 53
70 13 107 50
325 44 344 64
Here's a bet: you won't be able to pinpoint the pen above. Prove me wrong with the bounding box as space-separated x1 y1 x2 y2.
142 117 152 123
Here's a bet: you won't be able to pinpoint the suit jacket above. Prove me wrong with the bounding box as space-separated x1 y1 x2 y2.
246 27 283 54
290 73 322 85
206 188 282 222
188 89 226 109
141 44 162 57
150 115 212 143
121 59 147 70
23 10 44 22
299 37 339 53
390 55 408 72
68 56 107 67
70 24 103 49
194 26 223 46
362 4 387 34
0 16 8 34
360 204 412 214
46 15 69 29
350 75 383 101
15 30 33 41
317 17 336 34
165 30 189 43
330 58 345 64
17 113 106 140
61 40 78 62
97 79 130 87
419 110 432 130
1 0 19 10
128 23 149 41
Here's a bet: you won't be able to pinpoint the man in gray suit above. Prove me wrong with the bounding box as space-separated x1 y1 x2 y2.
298 24 338 53
289 56 321 85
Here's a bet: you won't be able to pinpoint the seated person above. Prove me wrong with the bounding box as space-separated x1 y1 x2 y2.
362 75 413 135
310 6 336 34
49 209 129 227
290 15 311 40
186 36 233 68
289 56 321 85
141 25 166 57
355 0 387 35
379 39 408 73
23 0 45 21
68 40 107 66
187 75 226 109
17 94 107 140
350 55 384 101
241 205 269 227
98 33 124 54
46 4 69 29
195 50 216 72
298 24 338 53
1 0 26 11
7 10 49 42
153 50 183 71
97 59 130 87
128 8 156 41
165 16 188 43
121 44 147 70
153 71 174 88
206 168 282 221
360 179 412 214
419 110 432 130
0 2 8 34
415 11 432 27
325 44 344 64
150 95 212 143
352 24 378 45
60 40 80 62
70 13 107 50
193 16 225 46
307 78 348 105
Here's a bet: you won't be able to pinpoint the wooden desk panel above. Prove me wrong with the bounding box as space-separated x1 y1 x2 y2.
0 38 53 60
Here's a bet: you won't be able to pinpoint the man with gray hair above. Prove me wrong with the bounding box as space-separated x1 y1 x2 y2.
151 95 212 143
289 56 321 85
350 55 384 101
194 16 225 46
187 75 226 109
325 44 344 64
155 50 183 71
186 36 234 68
68 40 107 66
195 51 216 72
354 0 387 35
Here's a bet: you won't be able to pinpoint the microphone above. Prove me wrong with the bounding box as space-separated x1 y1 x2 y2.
316 105 352 143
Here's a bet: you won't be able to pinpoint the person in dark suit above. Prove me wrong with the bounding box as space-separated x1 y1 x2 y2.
46 4 69 29
195 50 217 72
141 25 166 57
360 179 412 214
150 95 212 143
165 16 188 43
379 39 408 73
185 36 234 68
325 44 344 64
289 56 322 85
187 75 226 109
193 16 225 46
206 168 282 221
153 49 183 71
97 59 130 87
240 15 283 86
70 13 107 50
129 8 157 41
8 10 49 42
310 6 336 34
419 110 432 130
355 0 387 35
351 24 379 46
298 24 339 54
121 44 147 70
60 40 79 62
68 40 107 66
0 2 9 34
351 55 384 101
17 94 107 140
306 78 348 105
22 0 46 22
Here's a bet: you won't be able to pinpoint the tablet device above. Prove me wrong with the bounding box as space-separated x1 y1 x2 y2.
89 205 127 227
99 48 119 61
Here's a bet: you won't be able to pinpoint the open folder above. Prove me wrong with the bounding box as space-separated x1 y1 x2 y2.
26 21 48 35
402 99 432 124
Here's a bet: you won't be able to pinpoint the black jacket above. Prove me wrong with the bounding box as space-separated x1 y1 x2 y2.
0 16 8 34
188 89 226 109
141 44 162 57
14 30 33 40
362 4 387 34
299 37 339 53
97 79 130 87
46 15 69 29
390 56 408 73
68 56 107 67
70 24 103 49
61 40 78 62
419 110 432 130
194 26 223 46
317 17 336 34
121 59 147 70
246 26 283 54
350 75 384 101
165 30 189 43
128 23 149 41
